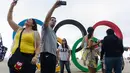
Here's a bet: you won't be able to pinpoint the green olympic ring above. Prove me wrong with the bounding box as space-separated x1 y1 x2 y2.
71 37 101 72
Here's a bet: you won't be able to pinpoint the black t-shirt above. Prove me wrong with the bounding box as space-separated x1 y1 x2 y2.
101 35 124 59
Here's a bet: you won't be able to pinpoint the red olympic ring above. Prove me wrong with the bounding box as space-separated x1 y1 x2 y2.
93 20 123 39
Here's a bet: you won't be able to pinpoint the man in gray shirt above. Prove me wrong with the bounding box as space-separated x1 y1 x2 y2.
40 0 61 73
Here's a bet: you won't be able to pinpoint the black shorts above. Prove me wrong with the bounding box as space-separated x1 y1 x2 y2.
40 52 56 73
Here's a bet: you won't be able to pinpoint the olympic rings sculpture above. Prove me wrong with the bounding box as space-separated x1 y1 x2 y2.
70 20 123 72
12 19 123 72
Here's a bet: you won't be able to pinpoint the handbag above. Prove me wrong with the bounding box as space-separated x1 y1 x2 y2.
0 34 8 62
0 46 7 62
8 28 28 72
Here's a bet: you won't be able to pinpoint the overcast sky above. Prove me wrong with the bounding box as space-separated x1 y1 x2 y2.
1 0 130 58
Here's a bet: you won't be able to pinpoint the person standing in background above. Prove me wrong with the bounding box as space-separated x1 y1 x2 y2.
57 38 71 73
100 29 124 73
81 27 100 73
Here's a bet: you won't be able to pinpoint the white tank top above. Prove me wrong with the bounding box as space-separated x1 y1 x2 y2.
58 45 69 61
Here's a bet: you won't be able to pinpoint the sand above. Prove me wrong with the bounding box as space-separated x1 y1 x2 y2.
0 59 130 73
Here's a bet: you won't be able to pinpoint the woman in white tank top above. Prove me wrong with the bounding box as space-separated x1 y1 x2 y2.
57 38 71 73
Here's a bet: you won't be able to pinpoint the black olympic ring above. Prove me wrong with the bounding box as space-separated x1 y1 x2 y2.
54 19 87 52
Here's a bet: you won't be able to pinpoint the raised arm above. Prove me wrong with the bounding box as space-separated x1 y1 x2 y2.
44 0 60 27
7 1 20 32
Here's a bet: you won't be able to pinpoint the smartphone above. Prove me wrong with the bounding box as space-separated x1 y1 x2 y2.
13 0 18 3
57 1 66 5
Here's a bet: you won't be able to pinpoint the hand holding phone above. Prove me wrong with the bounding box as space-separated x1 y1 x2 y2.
13 0 18 4
57 1 66 6
11 0 18 6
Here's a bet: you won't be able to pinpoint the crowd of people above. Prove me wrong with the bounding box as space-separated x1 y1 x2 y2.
6 0 129 73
